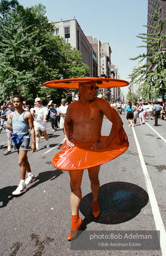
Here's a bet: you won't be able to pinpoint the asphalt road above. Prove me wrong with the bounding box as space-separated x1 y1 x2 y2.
0 114 166 256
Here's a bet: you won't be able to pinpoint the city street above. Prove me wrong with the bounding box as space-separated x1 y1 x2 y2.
0 114 166 256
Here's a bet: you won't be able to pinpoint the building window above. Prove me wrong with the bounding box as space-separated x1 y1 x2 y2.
55 28 59 35
64 27 70 44
65 27 70 38
65 37 70 43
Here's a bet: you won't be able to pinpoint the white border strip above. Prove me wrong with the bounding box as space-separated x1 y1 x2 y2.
146 123 166 143
132 127 166 255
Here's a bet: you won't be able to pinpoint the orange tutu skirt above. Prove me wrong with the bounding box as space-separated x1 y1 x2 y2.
52 127 129 171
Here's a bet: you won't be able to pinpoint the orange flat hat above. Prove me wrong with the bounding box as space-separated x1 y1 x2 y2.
43 77 129 89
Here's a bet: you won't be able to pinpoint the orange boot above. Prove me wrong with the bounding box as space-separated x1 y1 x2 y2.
67 215 82 241
92 200 100 218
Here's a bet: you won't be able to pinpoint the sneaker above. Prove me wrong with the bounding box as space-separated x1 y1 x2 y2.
12 182 27 196
46 144 50 148
25 174 36 185
3 150 11 155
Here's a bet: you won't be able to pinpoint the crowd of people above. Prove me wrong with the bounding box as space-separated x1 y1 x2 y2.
110 101 166 127
0 97 69 152
1 98 166 155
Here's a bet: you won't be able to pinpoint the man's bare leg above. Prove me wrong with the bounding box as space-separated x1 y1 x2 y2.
88 165 100 217
69 169 84 214
18 150 31 180
88 165 100 200
42 130 49 141
12 150 29 196
67 170 84 240
35 130 40 150
42 130 49 147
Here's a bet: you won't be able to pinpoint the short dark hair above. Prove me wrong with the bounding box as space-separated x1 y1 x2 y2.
13 95 24 102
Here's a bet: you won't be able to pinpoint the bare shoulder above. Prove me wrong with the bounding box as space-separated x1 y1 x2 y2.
67 101 79 111
95 97 111 109
71 101 79 107
24 111 32 119
9 112 14 117
8 112 14 120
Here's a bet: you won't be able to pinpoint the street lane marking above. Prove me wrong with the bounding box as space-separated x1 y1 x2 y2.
41 146 58 156
146 122 166 143
132 127 166 256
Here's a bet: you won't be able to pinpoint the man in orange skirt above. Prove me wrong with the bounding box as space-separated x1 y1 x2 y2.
52 81 129 240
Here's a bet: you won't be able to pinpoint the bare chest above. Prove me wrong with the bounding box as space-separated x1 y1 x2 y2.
71 105 103 124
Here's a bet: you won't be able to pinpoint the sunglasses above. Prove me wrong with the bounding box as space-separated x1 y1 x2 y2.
89 85 99 91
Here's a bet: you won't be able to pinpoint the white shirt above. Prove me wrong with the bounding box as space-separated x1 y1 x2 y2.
58 105 68 129
32 106 48 122
148 104 153 111
58 105 68 115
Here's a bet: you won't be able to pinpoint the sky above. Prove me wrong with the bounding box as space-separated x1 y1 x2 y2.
18 0 148 94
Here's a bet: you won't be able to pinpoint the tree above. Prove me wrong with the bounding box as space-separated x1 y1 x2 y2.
0 0 18 18
129 10 166 102
0 12 42 100
0 1 90 104
126 92 138 103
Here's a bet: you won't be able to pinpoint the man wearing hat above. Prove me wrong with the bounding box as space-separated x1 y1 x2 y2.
43 77 129 241
54 82 128 241
32 97 50 150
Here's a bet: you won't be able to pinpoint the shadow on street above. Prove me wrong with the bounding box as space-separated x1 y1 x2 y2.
0 169 63 208
80 181 149 229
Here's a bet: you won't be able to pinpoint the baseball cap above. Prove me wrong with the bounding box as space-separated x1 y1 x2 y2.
35 97 42 102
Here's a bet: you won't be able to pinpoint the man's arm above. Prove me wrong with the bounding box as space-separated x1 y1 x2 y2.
99 99 123 129
0 113 6 118
3 112 13 131
43 108 48 122
31 108 36 119
64 105 74 147
25 112 36 152
92 99 123 150
103 101 123 144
